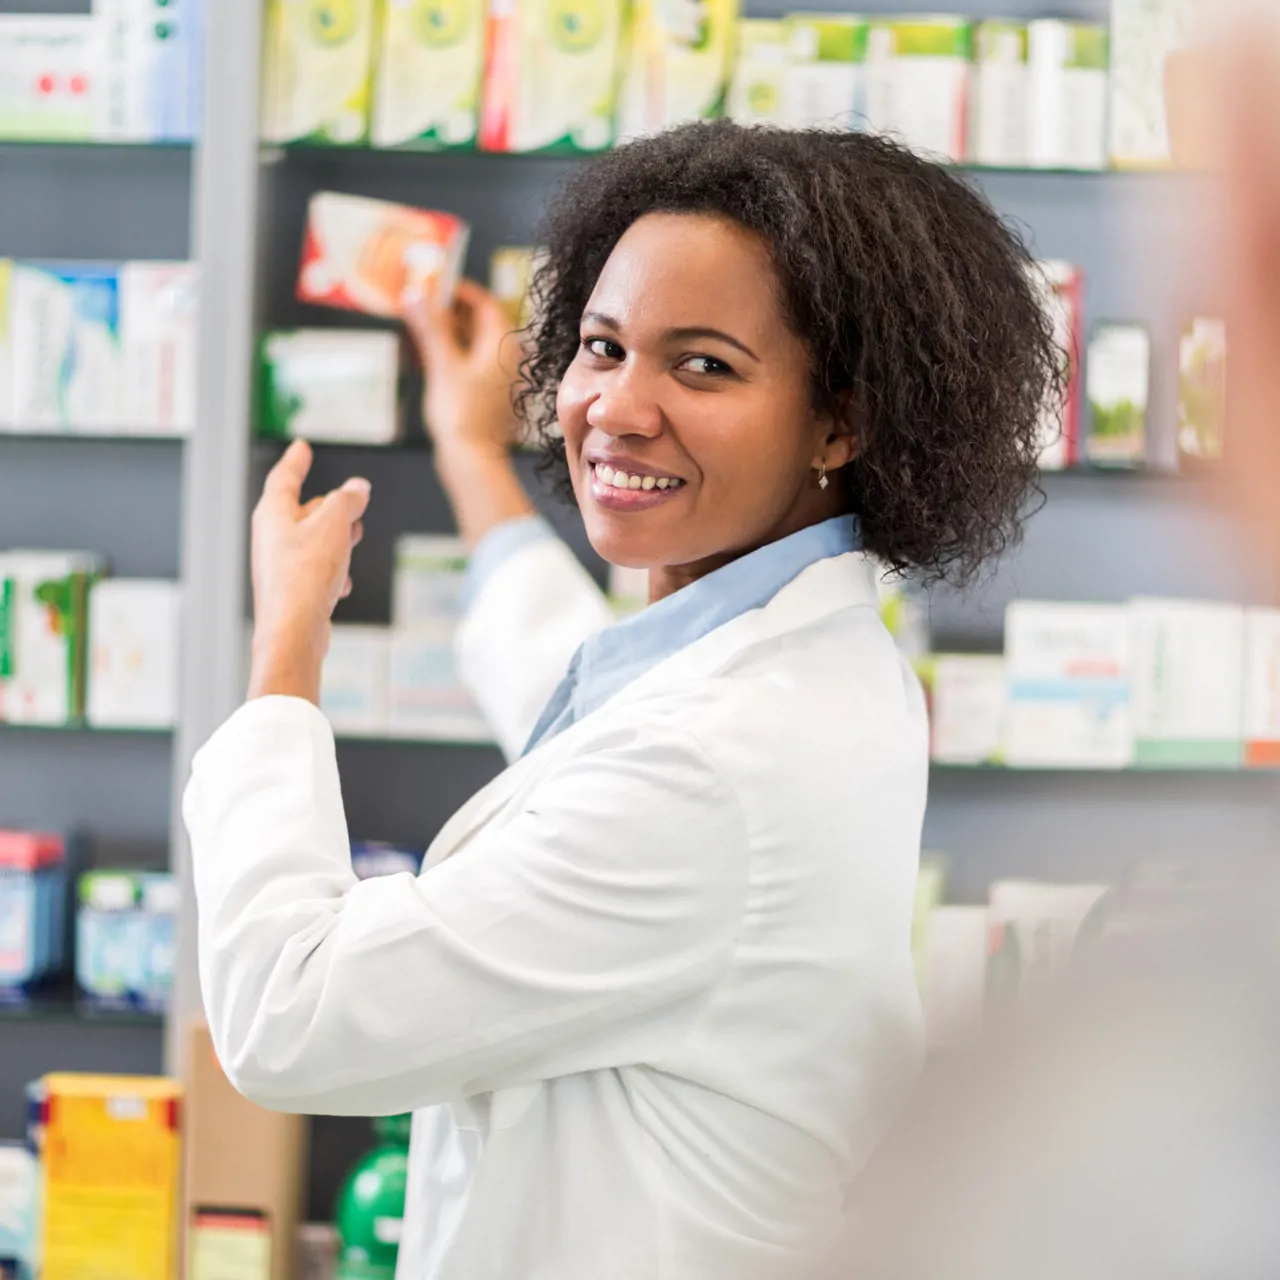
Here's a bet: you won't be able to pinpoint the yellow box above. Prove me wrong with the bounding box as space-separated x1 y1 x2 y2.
29 1074 183 1280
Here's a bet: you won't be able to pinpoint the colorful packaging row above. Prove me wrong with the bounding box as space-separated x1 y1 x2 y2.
925 599 1280 771
261 0 1199 170
0 559 180 728
0 260 200 436
0 1 203 143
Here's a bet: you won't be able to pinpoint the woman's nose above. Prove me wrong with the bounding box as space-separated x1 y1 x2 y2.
585 368 663 438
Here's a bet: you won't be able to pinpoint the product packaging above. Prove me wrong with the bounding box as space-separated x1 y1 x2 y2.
121 262 200 434
0 832 68 996
0 1142 34 1278
863 17 972 163
480 0 626 153
1177 316 1226 466
1130 597 1245 768
319 625 391 735
135 873 176 1013
970 20 1028 167
75 871 143 1006
928 654 1006 766
28 1074 183 1280
781 13 867 131
1086 323 1149 467
489 246 542 331
617 0 738 140
1027 20 1108 170
0 551 104 725
351 842 425 879
372 0 487 149
1242 608 1280 768
10 263 123 433
1108 0 1201 169
1004 601 1133 769
727 19 789 126
184 1022 308 1280
259 329 402 444
261 0 378 145
391 534 470 628
0 261 14 429
919 904 988 1049
388 626 492 742
0 17 100 142
86 579 181 729
97 0 205 142
298 192 469 319
1029 260 1084 470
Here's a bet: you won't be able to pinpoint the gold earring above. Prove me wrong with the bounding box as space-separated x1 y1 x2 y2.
818 463 829 491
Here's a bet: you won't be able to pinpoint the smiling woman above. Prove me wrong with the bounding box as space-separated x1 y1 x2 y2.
185 121 1060 1280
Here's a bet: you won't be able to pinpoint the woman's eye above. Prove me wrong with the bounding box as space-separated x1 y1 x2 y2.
583 337 623 360
681 355 733 376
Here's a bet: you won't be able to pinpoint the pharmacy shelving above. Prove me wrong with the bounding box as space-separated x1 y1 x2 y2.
0 988 164 1028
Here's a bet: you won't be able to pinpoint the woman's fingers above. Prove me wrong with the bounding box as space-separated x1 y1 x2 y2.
260 439 313 513
351 520 364 548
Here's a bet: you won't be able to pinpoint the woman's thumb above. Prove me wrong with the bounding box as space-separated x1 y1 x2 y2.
320 476 372 525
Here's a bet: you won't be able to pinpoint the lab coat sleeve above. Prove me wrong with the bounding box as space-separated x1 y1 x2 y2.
185 696 747 1117
455 529 615 761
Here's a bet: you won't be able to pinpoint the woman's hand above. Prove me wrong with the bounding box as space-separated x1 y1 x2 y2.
247 440 371 704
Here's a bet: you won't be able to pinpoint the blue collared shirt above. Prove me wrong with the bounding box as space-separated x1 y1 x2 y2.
465 514 863 757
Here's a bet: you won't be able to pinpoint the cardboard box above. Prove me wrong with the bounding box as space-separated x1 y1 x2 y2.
1086 323 1149 467
184 1023 308 1280
0 17 100 142
929 654 1006 765
970 20 1028 167
1243 608 1280 769
121 262 200 434
319 625 391 736
1177 316 1226 465
0 260 14 429
388 624 492 742
727 18 789 126
392 534 469 628
1027 20 1108 170
1030 260 1084 470
372 0 487 149
86 579 181 729
28 1074 183 1280
781 14 866 131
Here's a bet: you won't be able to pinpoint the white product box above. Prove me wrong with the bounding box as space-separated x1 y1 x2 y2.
121 262 199 434
86 579 180 729
11 262 123 433
930 654 1006 766
392 534 469 628
1004 601 1133 769
864 17 972 163
919 904 988 1049
0 260 14 429
1027 20 1108 171
388 624 491 742
1130 598 1245 769
781 14 866 131
728 19 789 126
1086 324 1149 467
96 0 204 142
1029 260 1084 470
970 20 1027 168
1242 609 1280 769
0 16 100 141
320 625 391 736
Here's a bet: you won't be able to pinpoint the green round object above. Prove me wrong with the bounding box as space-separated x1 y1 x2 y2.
414 0 470 47
334 1119 411 1274
548 0 605 53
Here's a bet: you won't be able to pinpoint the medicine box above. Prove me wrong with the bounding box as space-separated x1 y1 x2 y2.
372 0 487 150
0 832 68 995
781 14 866 131
259 329 401 444
1177 316 1226 465
481 0 626 153
121 262 200 434
75 871 143 1006
1130 597 1245 768
1027 20 1108 171
1030 260 1084 470
388 623 492 743
319 625 391 735
0 1141 34 1277
928 654 1006 766
87 579 182 730
0 16 100 142
970 20 1028 168
728 19 789 126
28 1074 183 1280
0 261 13 429
261 0 377 145
1242 609 1280 769
1086 324 1149 467
392 534 470 628
1004 601 1133 769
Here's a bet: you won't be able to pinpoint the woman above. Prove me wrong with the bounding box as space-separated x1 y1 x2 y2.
186 123 1057 1279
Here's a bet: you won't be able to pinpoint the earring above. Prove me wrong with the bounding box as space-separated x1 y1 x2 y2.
818 463 829 491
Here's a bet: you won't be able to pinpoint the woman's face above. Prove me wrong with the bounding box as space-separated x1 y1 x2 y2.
556 212 852 587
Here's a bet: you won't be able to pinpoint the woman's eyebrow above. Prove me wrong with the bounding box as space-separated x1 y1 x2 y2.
668 326 760 362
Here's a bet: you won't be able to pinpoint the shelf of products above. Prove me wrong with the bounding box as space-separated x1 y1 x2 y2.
0 989 164 1029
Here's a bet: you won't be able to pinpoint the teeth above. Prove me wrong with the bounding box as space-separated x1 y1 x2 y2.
628 474 643 490
611 471 629 489
594 464 682 491
656 478 670 489
642 476 656 490
597 464 615 484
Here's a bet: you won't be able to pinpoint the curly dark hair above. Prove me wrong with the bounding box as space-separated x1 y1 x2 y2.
518 120 1061 585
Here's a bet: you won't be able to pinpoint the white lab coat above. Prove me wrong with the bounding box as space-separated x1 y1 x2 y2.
185 535 928 1280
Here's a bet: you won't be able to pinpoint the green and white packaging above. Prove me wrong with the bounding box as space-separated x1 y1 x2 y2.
372 0 487 149
970 20 1027 167
727 19 788 125
0 551 104 725
864 16 973 162
1177 316 1226 465
258 329 401 444
1028 20 1108 170
261 0 378 145
782 13 868 131
1086 324 1149 467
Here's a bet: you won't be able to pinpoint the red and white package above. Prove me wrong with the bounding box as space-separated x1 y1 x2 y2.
297 191 470 318
1030 260 1085 471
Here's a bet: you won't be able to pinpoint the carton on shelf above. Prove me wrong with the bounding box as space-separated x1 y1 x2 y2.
727 18 788 126
928 654 1006 766
1027 20 1108 171
480 0 626 153
1086 323 1149 467
781 13 866 131
373 0 487 149
0 261 12 429
388 624 493 743
86 579 181 729
1242 608 1280 769
919 904 988 1049
319 625 391 736
0 16 100 142
391 534 470 629
970 20 1028 168
1177 316 1226 465
1029 260 1084 471
121 262 200 434
75 870 144 1005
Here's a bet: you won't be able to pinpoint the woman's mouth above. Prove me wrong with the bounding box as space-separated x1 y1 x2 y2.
589 462 687 512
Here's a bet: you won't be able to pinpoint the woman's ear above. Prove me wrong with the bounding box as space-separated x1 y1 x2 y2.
820 398 861 470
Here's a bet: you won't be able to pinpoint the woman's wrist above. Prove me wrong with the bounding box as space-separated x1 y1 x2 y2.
247 619 327 705
433 437 538 549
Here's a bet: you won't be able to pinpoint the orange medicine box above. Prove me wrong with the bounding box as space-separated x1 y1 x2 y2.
26 1073 182 1280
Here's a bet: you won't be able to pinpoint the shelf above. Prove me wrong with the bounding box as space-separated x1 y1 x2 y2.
931 760 1277 775
336 730 496 749
0 138 192 153
0 431 187 444
0 986 164 1028
0 722 173 738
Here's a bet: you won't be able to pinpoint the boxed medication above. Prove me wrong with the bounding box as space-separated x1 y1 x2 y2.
392 534 470 628
0 551 104 725
480 0 626 153
0 17 100 142
781 13 867 131
351 841 425 879
27 1074 183 1280
0 1142 34 1278
1086 323 1149 467
864 17 972 163
0 832 68 996
1130 597 1245 768
727 19 788 126
919 904 988 1049
1004 600 1133 769
121 261 200 435
1027 20 1108 171
1029 260 1084 470
1177 316 1226 466
261 0 378 145
0 260 13 429
86 579 181 729
259 329 402 444
135 873 176 1013
489 246 542 331
928 654 1006 766
319 625 391 735
75 870 143 1006
372 0 487 149
388 624 491 742
1242 608 1280 769
11 263 123 433
298 191 469 318
970 20 1028 168
617 0 738 140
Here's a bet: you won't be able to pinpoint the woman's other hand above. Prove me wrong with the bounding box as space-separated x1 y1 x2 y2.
247 440 371 704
